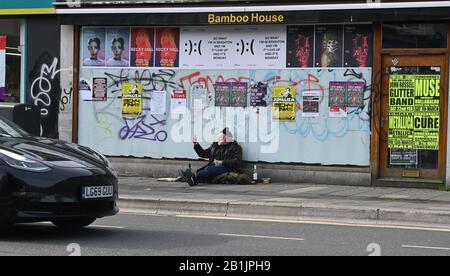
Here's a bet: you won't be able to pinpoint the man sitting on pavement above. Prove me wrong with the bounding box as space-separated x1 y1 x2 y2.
180 128 243 186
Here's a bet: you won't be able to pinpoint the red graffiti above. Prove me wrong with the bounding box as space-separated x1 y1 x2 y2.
179 71 252 92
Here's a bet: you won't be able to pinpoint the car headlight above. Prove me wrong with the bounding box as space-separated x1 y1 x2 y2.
92 149 117 175
94 150 112 167
0 149 50 172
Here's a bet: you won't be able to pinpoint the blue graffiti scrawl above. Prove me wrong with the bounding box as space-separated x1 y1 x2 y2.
119 115 168 142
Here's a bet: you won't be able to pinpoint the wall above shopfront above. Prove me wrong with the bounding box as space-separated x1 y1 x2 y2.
55 0 450 25
54 0 381 6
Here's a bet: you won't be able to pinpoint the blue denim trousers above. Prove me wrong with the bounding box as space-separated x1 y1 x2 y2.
196 164 228 183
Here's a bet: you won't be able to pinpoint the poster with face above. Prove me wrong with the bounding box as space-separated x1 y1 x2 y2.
82 28 106 67
344 25 373 67
286 26 314 68
131 27 154 67
106 28 130 67
315 25 343 68
155 28 180 67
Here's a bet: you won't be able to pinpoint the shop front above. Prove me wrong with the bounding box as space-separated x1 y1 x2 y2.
55 1 450 187
0 0 61 138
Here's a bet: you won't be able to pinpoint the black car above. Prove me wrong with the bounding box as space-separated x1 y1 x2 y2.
0 116 118 229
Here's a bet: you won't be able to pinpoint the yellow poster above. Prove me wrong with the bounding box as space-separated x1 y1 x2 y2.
388 75 440 150
272 86 297 122
122 83 143 117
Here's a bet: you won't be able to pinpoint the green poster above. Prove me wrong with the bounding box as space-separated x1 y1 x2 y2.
388 74 440 150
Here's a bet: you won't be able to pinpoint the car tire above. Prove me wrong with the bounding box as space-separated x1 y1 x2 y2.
51 218 96 229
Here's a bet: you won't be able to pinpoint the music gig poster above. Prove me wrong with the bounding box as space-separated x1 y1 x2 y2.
215 82 232 107
272 86 297 122
250 83 268 107
131 27 155 67
286 26 314 68
230 82 248 108
344 25 373 67
122 83 143 117
315 25 343 68
155 27 180 67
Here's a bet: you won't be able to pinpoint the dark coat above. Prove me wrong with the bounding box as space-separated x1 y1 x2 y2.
194 141 243 173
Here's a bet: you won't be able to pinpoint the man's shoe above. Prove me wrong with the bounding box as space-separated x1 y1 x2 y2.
179 169 198 186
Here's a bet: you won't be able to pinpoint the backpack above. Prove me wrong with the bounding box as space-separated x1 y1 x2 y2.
210 172 254 185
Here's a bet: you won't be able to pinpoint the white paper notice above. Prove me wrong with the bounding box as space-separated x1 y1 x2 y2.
302 90 320 117
180 25 286 69
329 106 347 118
151 91 167 115
79 78 93 101
171 90 187 114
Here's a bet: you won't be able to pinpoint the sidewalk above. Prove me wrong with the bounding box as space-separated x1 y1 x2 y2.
118 177 450 228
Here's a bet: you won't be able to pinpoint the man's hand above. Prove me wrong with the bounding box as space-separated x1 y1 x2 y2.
213 160 223 166
192 136 198 144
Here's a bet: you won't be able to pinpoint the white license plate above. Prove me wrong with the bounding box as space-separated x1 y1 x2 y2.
82 186 114 199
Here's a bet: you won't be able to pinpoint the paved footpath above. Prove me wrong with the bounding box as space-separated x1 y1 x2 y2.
118 177 450 228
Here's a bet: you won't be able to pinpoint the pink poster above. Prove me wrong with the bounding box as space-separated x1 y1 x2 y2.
155 28 179 67
131 27 154 67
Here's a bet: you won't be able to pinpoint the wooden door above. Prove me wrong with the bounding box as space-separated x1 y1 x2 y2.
379 54 448 180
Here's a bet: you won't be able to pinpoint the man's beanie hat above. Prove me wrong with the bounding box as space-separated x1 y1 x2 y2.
222 127 233 139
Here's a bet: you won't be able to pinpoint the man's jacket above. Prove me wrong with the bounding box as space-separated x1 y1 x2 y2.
194 141 243 172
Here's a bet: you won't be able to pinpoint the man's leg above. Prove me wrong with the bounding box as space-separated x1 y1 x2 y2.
196 165 228 183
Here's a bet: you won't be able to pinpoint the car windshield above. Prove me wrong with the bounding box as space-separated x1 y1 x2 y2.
0 115 29 138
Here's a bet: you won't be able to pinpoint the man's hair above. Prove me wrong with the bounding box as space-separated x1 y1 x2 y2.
112 37 125 47
88 37 101 49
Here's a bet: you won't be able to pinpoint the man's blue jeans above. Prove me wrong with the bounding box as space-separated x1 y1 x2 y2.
196 164 228 183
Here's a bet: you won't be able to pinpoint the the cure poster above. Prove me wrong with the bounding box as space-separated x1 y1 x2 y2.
388 74 440 151
272 86 297 122
122 83 143 117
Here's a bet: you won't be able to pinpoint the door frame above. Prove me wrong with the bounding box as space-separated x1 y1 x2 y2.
371 22 450 184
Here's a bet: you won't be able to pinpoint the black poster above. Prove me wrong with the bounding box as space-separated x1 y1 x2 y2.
344 24 373 67
250 83 268 107
315 25 343 68
286 26 314 68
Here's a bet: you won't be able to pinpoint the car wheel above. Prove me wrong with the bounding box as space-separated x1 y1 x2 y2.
51 218 96 229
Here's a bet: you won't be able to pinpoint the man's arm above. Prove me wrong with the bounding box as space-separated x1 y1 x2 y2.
194 143 212 159
192 136 212 159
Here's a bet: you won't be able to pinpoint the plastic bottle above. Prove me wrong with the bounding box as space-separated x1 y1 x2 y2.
253 165 258 183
